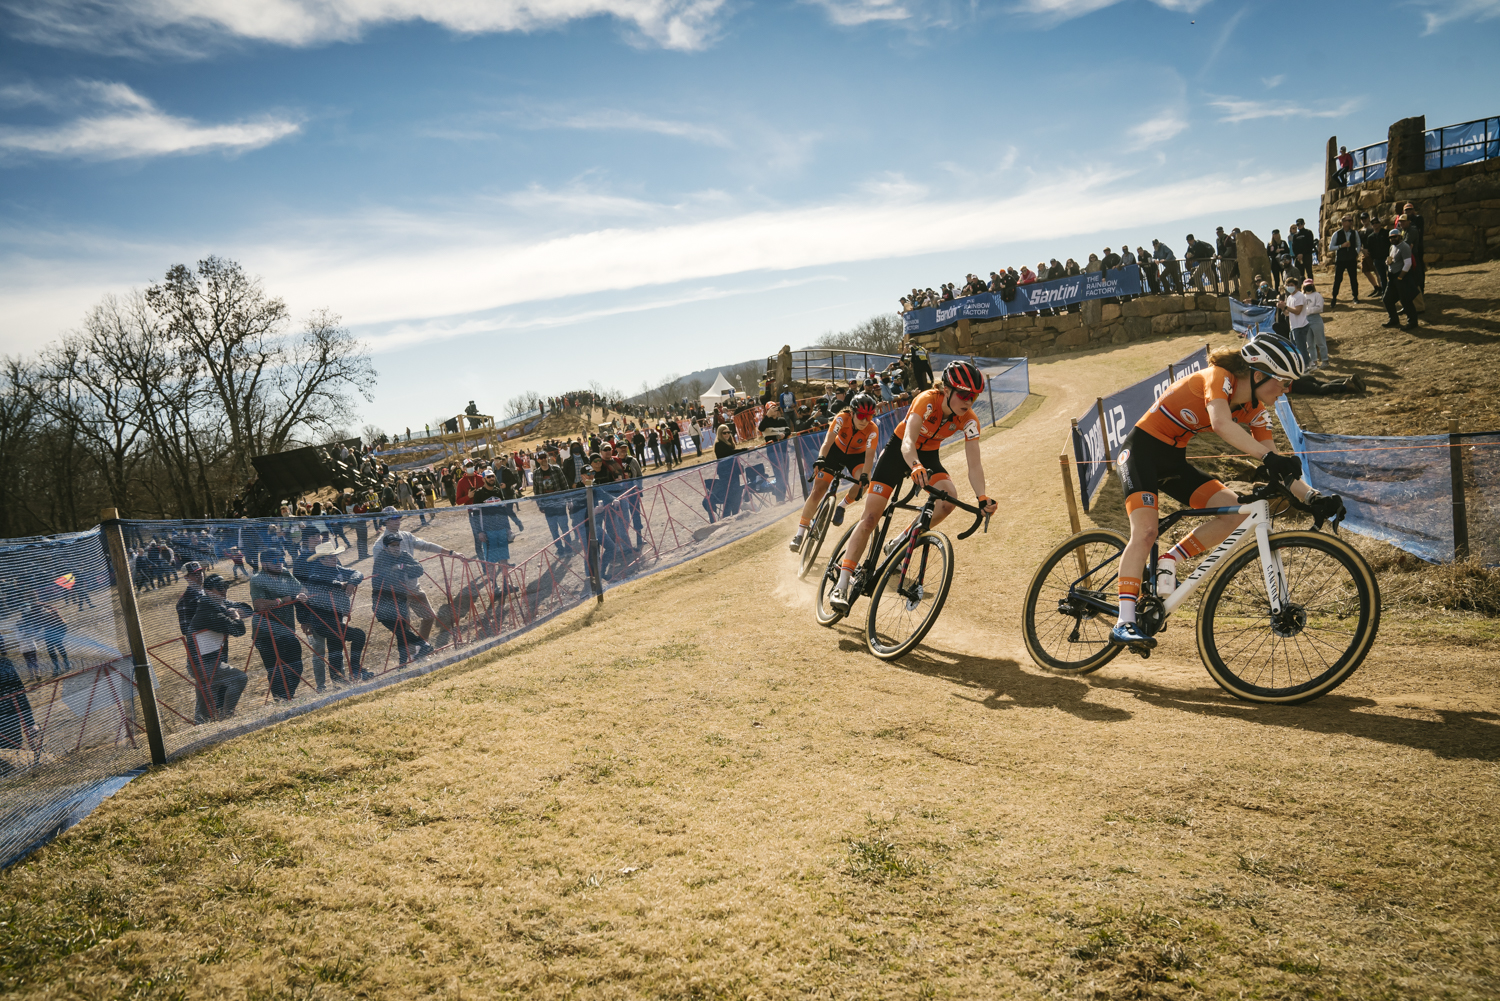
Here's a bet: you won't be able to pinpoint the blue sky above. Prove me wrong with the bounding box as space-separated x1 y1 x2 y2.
1 0 1497 433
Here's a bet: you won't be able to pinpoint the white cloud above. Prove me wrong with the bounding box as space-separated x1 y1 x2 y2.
1261 74 1285 89
1126 112 1187 150
806 0 912 26
1209 96 1360 124
542 110 731 146
1011 0 1208 21
0 80 299 159
0 165 1320 356
1412 0 1500 34
4 0 729 54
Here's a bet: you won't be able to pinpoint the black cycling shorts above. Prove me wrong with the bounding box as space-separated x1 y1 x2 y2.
816 446 867 479
1117 428 1224 514
869 437 948 498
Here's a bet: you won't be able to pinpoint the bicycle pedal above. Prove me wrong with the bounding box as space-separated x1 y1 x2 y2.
1132 645 1151 659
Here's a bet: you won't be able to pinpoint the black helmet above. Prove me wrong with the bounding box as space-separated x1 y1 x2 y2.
849 392 879 419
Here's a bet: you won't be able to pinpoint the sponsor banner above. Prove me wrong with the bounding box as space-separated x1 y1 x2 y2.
902 265 1146 336
1072 347 1210 511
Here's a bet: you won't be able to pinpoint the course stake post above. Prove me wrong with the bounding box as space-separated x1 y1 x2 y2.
1449 418 1470 560
100 508 167 766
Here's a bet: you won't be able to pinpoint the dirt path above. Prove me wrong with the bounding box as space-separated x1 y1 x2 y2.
5 335 1498 1000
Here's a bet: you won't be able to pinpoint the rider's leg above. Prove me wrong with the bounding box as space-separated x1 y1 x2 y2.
1157 487 1243 588
837 489 890 592
794 474 832 537
1117 502 1159 627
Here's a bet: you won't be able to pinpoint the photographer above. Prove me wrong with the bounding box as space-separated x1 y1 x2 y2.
371 534 433 665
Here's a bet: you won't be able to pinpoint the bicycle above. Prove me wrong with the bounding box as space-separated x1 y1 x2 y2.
814 481 989 661
797 465 867 580
1021 469 1380 704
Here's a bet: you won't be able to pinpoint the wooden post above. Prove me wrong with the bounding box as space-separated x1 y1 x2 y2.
1449 418 1470 561
99 508 167 766
1095 397 1114 469
1059 454 1091 585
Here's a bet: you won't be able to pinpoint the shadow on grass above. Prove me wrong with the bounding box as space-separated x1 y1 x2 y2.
873 642 1134 723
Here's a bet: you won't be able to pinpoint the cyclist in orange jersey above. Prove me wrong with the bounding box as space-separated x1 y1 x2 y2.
789 393 881 553
1110 335 1346 649
828 361 998 614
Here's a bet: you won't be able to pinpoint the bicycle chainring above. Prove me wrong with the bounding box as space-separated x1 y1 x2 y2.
1136 596 1167 637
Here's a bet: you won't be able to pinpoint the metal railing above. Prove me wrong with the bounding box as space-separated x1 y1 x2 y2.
1340 115 1499 186
1425 116 1500 171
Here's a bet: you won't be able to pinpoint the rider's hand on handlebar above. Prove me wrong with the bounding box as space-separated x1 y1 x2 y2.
1263 451 1302 483
910 466 928 489
976 494 997 516
1305 490 1347 530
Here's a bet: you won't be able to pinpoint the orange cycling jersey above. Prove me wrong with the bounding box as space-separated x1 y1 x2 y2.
827 410 879 455
894 388 982 451
1137 366 1274 448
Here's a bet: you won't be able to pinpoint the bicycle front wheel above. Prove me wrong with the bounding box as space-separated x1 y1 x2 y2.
1197 530 1381 704
866 531 954 661
798 495 836 580
815 525 855 626
1022 530 1127 674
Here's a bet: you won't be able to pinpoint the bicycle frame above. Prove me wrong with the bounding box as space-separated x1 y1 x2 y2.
1065 498 1282 619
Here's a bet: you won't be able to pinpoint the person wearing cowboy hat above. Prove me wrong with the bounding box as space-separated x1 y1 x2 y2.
378 506 459 644
300 538 370 683
187 574 248 723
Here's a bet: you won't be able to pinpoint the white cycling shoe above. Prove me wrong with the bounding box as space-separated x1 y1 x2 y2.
828 587 852 615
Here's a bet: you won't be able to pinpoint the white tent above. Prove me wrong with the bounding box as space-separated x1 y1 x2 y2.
699 372 736 409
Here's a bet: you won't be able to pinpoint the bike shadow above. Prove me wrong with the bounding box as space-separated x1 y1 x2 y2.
845 640 1133 723
1125 687 1500 762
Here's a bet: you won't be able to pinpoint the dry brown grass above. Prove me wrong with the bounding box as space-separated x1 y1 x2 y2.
4 334 1500 1001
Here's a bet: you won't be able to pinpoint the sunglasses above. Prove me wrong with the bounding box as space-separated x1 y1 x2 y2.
951 388 980 402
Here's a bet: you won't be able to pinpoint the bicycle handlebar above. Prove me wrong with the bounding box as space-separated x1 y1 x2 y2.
919 485 991 540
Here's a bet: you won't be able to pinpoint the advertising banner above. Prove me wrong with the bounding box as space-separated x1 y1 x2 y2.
1071 347 1210 512
902 265 1146 336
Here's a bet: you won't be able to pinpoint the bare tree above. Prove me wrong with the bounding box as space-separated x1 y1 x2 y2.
816 314 904 355
503 391 541 420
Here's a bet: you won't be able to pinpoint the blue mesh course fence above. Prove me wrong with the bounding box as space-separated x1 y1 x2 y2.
0 363 1031 867
1276 398 1499 565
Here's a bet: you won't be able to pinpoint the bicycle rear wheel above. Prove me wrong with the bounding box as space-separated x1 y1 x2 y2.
815 526 856 626
798 495 836 580
1197 530 1380 704
866 531 954 661
1022 530 1127 674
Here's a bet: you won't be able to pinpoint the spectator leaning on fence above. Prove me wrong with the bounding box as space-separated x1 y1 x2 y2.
1184 234 1217 293
371 533 432 666
1215 226 1240 297
379 507 459 644
248 549 307 702
188 574 248 723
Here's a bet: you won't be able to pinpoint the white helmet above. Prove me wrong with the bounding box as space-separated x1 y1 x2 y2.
1241 335 1308 381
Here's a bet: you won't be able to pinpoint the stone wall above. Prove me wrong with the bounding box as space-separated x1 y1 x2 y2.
910 291 1232 359
1321 114 1500 267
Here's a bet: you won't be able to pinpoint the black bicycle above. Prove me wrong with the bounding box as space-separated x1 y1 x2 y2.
1022 471 1380 704
814 481 988 661
797 464 867 580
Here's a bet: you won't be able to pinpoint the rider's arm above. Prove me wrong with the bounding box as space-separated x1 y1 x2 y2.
1206 399 1313 502
900 418 922 469
962 438 994 511
818 421 836 459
